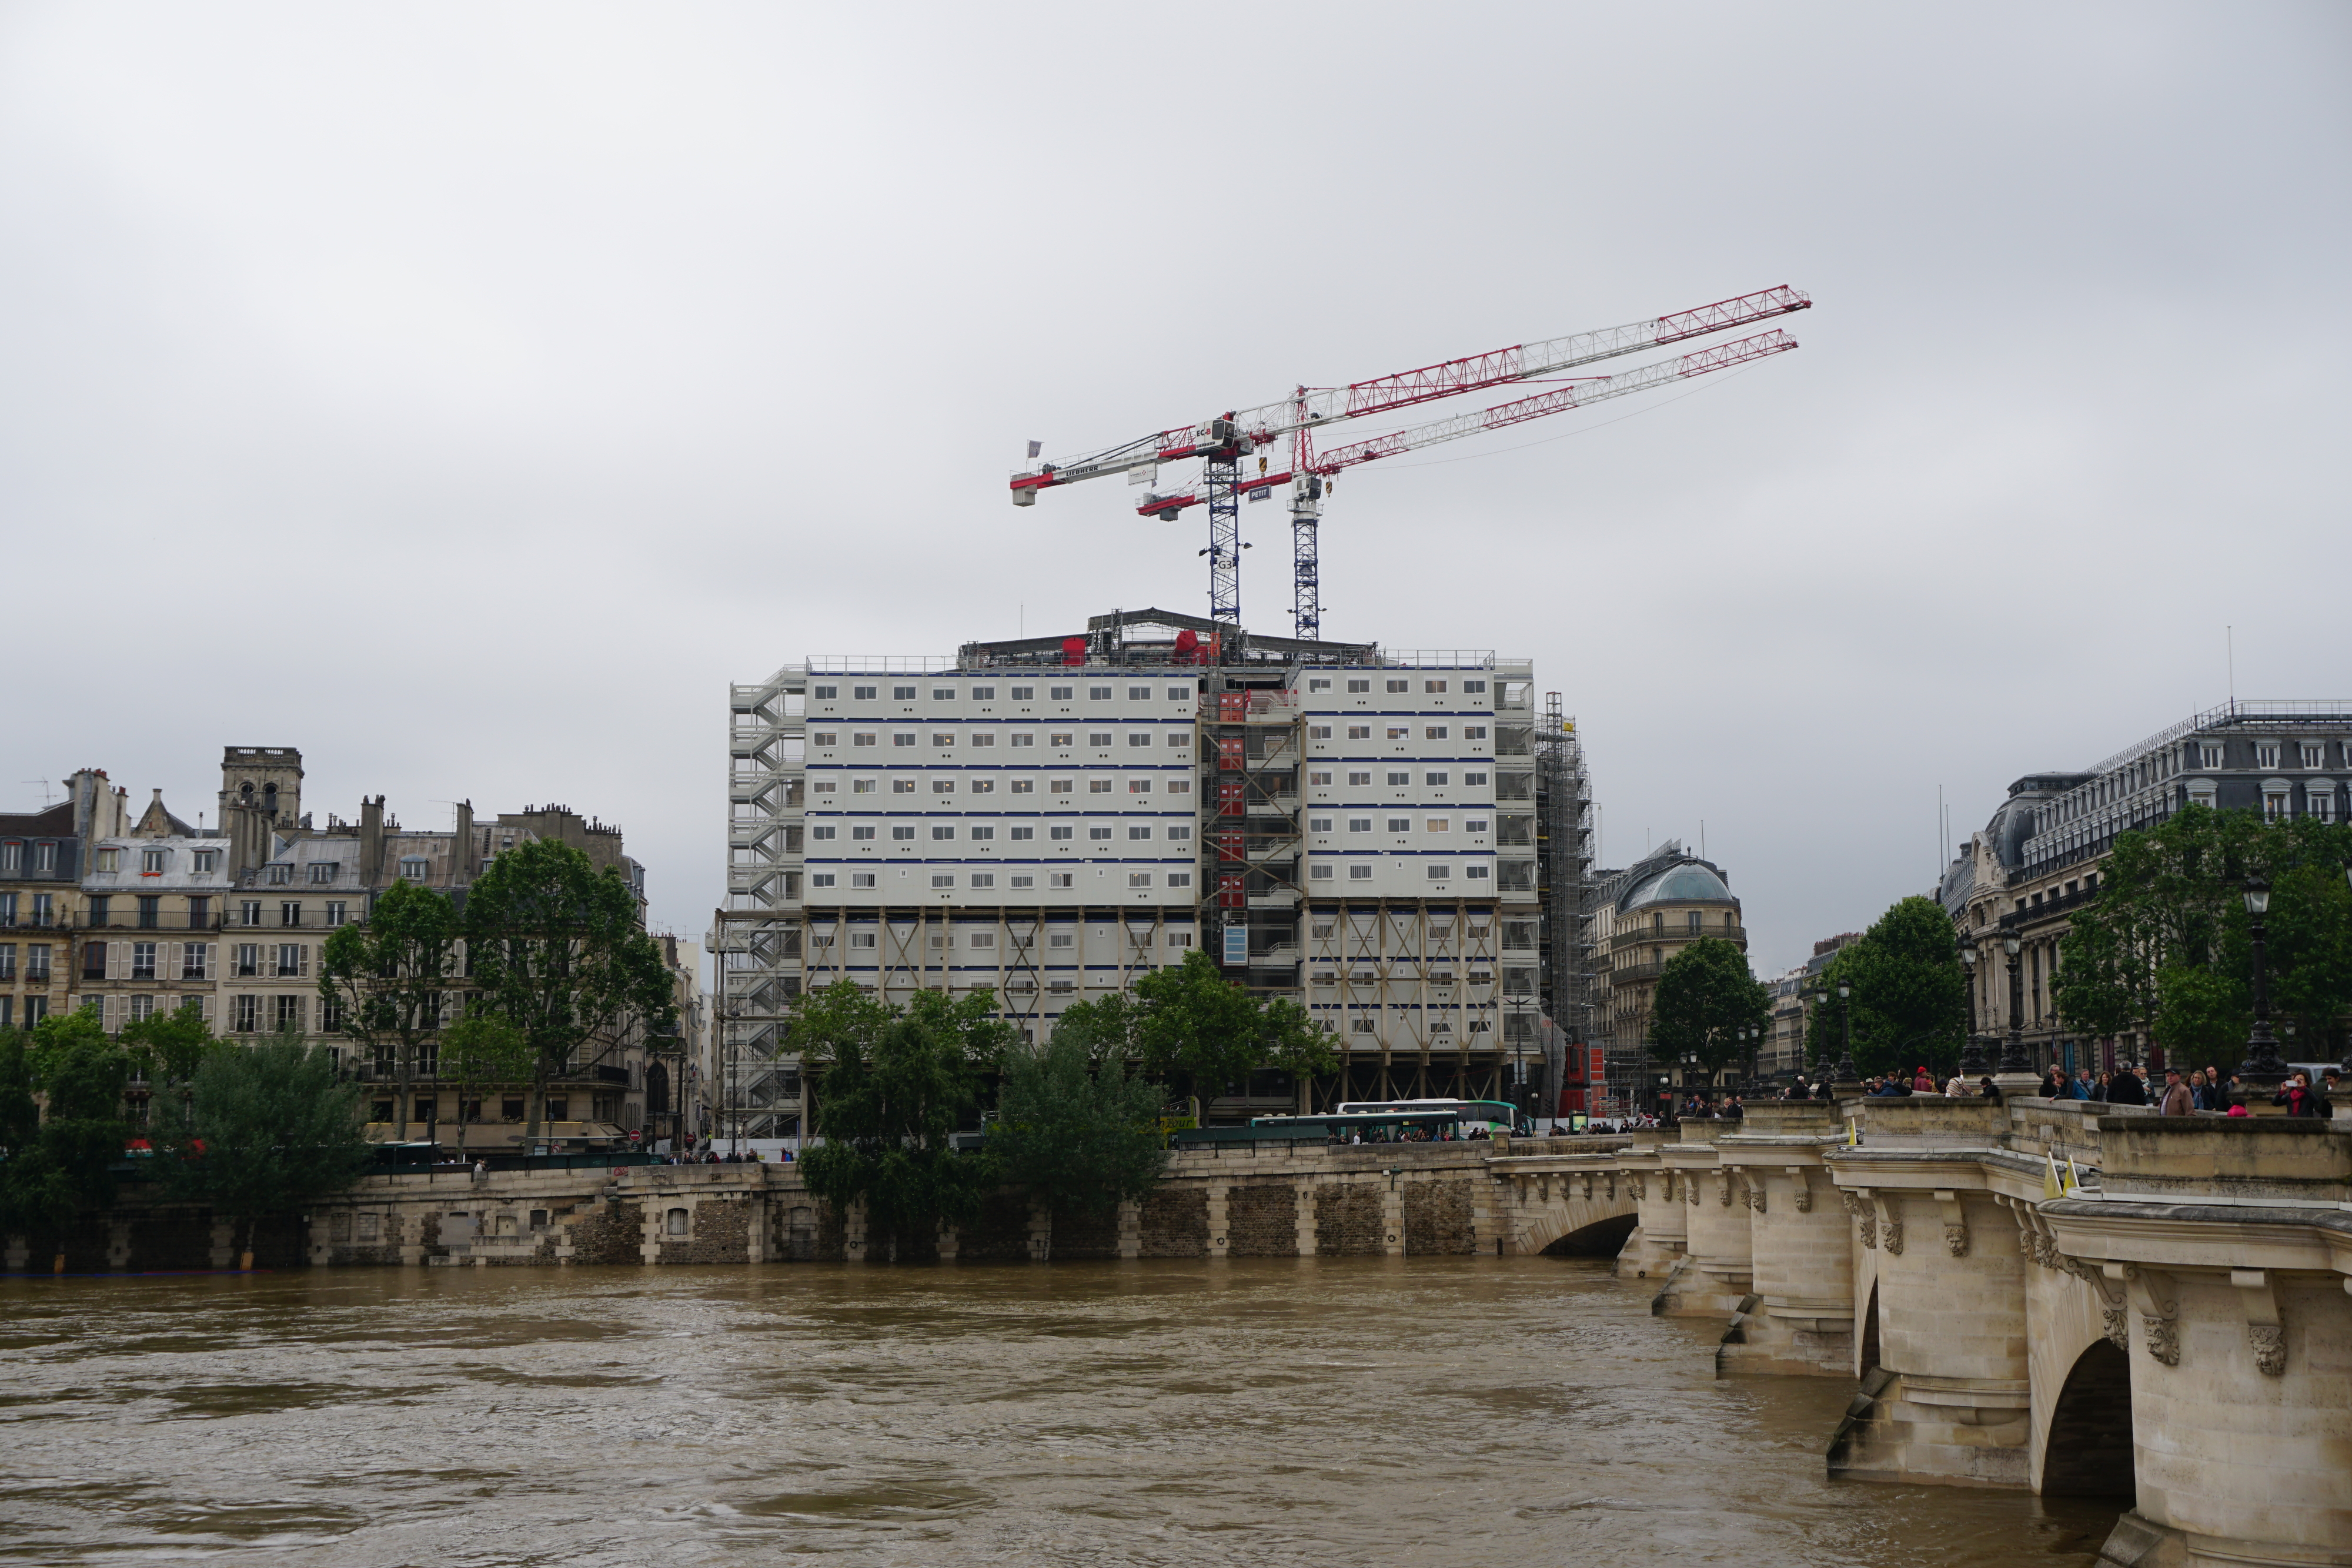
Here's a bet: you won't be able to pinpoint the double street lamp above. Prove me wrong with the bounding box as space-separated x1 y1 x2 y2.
2236 874 2288 1098
1999 931 2033 1074
1958 938 1985 1078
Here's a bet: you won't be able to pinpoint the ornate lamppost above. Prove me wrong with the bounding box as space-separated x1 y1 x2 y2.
1959 938 1985 1078
1833 977 1858 1085
2000 932 2033 1074
2236 874 2288 1102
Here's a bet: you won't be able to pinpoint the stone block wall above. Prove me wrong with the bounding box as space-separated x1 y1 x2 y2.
1225 1185 1299 1256
1403 1179 1475 1255
565 1198 644 1265
1142 1188 1207 1256
1315 1184 1383 1255
657 1196 753 1265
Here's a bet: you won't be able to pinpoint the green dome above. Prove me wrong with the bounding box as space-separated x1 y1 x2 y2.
1623 862 1732 910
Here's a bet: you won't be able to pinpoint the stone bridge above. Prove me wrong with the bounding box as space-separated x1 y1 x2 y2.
1600 1095 2352 1568
269 1099 2349 1566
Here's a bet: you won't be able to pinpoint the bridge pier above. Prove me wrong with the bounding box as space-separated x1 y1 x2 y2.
1830 1179 2033 1487
1615 1144 1685 1279
1578 1100 2351 1567
1719 1105 1853 1375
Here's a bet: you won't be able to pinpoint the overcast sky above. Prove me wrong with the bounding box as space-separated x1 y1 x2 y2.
4 3 2346 977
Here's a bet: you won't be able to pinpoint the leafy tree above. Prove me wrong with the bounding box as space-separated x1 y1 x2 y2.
168 1032 370 1270
794 984 1013 1258
1132 950 1338 1117
2055 805 2352 1060
438 1014 535 1157
4 1005 129 1265
463 839 674 1143
319 878 459 1142
121 1000 218 1139
1647 937 1770 1081
1829 897 1966 1078
0 1029 37 1159
1046 991 1147 1068
991 1027 1168 1252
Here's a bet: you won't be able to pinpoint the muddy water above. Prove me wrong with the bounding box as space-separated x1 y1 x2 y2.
0 1258 2118 1566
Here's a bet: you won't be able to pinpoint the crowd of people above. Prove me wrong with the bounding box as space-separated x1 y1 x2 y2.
1730 1062 2341 1118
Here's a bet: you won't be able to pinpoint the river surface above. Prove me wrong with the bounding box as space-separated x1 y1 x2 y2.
0 1258 2120 1566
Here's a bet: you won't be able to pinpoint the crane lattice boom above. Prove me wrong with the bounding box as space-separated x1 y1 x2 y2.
1009 285 1810 502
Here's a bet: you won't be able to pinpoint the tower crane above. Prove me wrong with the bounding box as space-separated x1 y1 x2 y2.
1010 286 1809 639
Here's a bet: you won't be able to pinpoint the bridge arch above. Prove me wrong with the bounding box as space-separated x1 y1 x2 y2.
2040 1339 2134 1498
1538 1212 1639 1258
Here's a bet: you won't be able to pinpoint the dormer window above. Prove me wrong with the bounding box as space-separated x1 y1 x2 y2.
309 862 339 884
398 856 430 881
266 862 294 885
94 847 120 873
192 850 218 873
141 849 169 874
2256 741 2280 770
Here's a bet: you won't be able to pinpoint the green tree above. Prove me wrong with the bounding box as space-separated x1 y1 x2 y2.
1132 950 1338 1118
438 1014 536 1157
1647 937 1769 1081
1045 991 1147 1068
462 839 674 1143
4 1005 130 1266
991 1027 1168 1253
2055 805 2352 1060
168 1032 371 1270
794 984 1013 1258
1830 897 1967 1078
121 999 219 1139
319 878 460 1141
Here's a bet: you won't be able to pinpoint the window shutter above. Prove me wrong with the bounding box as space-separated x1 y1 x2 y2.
102 994 121 1032
200 994 215 1026
301 943 312 978
295 995 308 1033
109 941 126 981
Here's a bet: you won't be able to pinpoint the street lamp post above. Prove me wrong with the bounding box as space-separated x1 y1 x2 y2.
1959 939 1984 1078
2236 875 2288 1101
1833 978 1857 1084
2000 932 2032 1074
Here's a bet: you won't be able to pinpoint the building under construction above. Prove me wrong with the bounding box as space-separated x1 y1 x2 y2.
715 608 1600 1129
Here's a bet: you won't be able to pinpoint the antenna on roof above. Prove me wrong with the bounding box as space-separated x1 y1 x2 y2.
21 780 55 805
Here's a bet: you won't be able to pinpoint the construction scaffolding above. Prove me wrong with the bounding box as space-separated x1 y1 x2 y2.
1534 692 1596 1109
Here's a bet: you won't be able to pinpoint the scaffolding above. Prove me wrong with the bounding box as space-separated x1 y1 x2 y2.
1535 692 1596 1109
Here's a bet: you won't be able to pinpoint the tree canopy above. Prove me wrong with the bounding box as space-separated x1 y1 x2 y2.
2055 805 2352 1059
2 1005 130 1248
1131 950 1337 1115
319 877 458 1140
793 984 1014 1256
166 1032 371 1267
121 999 218 1138
1808 897 1967 1078
462 838 674 1140
991 1025 1168 1243
1647 937 1769 1077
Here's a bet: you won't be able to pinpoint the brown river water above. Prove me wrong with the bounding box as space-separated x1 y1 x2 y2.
0 1258 2120 1566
